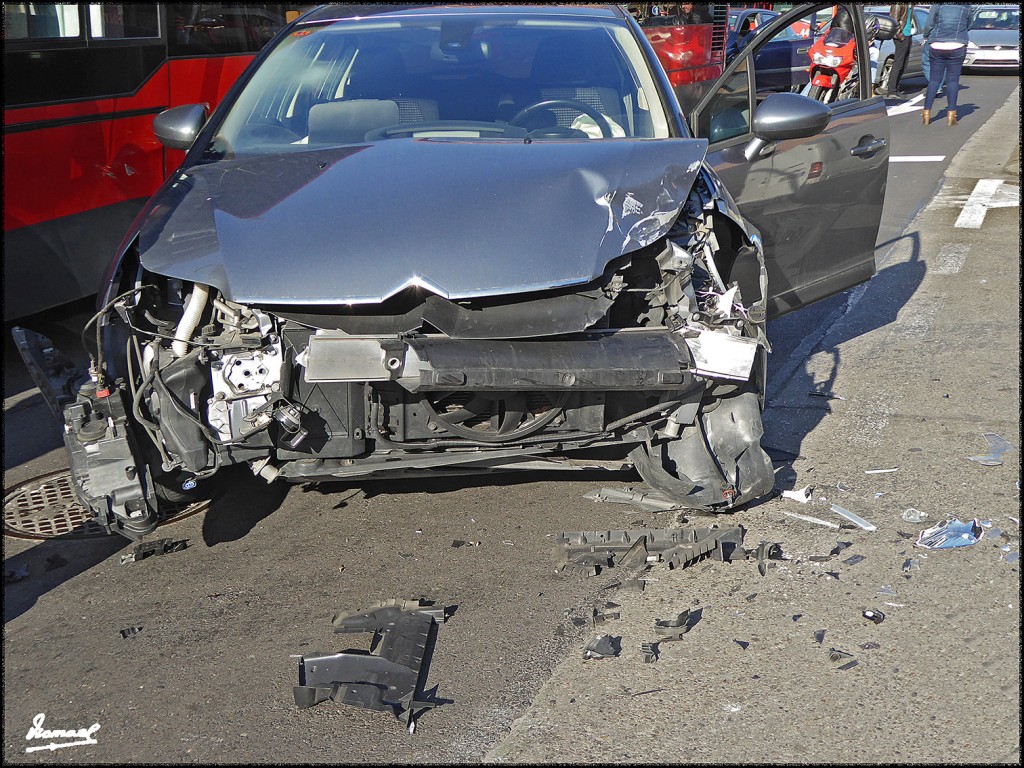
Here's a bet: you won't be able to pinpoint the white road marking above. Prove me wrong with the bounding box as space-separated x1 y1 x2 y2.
886 94 925 116
932 243 970 275
955 178 1006 228
891 155 946 162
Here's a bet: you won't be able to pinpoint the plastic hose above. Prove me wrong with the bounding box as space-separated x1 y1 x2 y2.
171 284 209 357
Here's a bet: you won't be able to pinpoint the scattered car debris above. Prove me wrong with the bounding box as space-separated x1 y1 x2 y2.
836 482 853 492
751 542 785 576
584 487 687 513
591 602 622 626
859 642 881 650
783 511 841 529
864 468 898 474
1008 516 1020 527
4 564 30 584
902 558 919 573
884 602 906 608
1003 552 1020 565
916 519 985 549
602 576 646 592
781 485 813 503
119 538 189 564
822 572 840 580
44 554 68 571
583 635 621 660
556 527 746 576
640 642 660 663
836 659 859 671
763 446 800 463
830 541 854 557
654 608 702 641
967 433 1014 466
874 492 886 499
793 614 802 622
843 554 866 566
829 504 877 532
863 609 885 624
814 630 826 645
294 599 452 732
734 640 750 650
722 703 743 713
901 508 928 523
808 390 845 400
119 626 142 638
451 540 481 548
878 585 898 595
829 648 853 663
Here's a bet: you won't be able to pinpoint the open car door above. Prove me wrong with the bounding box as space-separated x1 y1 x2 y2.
690 2 890 319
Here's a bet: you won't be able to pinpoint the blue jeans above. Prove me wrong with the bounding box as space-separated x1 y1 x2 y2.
924 44 965 113
921 44 946 91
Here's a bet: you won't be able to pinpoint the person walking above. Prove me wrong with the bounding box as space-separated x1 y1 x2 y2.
922 4 972 126
884 3 914 98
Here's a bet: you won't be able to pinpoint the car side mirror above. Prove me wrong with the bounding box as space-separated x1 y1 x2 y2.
870 14 898 41
744 92 831 161
153 104 210 150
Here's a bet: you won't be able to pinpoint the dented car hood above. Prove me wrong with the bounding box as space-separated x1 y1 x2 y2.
139 138 708 305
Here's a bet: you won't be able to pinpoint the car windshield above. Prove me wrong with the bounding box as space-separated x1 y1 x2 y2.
971 8 1019 30
209 11 671 158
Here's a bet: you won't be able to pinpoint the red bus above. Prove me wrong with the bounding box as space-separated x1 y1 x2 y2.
3 3 311 320
630 3 730 114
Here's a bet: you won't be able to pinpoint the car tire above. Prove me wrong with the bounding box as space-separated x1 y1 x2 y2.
629 385 775 512
807 84 826 102
879 56 893 91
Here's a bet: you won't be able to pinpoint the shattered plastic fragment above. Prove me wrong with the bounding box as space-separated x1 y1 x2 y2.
640 642 659 663
863 609 885 624
829 648 853 662
829 504 877 531
583 635 621 660
836 660 859 671
859 642 881 650
842 554 866 566
878 585 898 595
734 640 750 650
119 538 188 564
864 468 898 474
830 541 854 556
1003 553 1020 564
722 703 743 713
120 626 142 638
901 508 928 523
783 511 841 529
655 608 701 641
902 559 919 573
916 519 984 549
781 485 813 503
584 487 685 513
967 433 1014 466
836 482 853 492
814 630 826 645
808 390 845 400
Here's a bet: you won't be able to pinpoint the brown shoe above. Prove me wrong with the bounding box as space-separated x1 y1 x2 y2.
948 110 958 126
922 109 931 125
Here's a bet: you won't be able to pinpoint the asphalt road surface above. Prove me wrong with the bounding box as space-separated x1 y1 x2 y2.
3 74 1020 764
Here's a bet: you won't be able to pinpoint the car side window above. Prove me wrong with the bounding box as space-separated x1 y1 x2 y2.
697 58 751 143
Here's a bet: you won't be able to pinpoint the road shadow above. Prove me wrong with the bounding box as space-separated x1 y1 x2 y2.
3 532 127 624
200 464 291 546
763 231 927 483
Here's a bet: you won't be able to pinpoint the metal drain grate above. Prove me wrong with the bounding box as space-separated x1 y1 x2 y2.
4 469 209 540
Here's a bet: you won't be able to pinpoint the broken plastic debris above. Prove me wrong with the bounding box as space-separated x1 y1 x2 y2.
591 603 622 626
814 630 826 645
842 554 866 566
901 508 928 523
864 468 898 474
967 433 1014 466
878 585 898 595
836 482 853 492
836 660 859 671
45 554 68 571
655 608 702 641
120 626 142 638
884 602 906 608
783 511 841 529
295 599 451 731
119 538 189 564
734 640 750 650
863 609 885 624
829 504 877 531
722 703 743 713
874 492 886 499
640 642 659 663
829 648 853 663
901 559 919 573
830 541 853 556
808 390 845 400
859 642 881 650
1003 552 1020 564
4 564 29 584
556 528 746 577
584 487 685 513
916 519 984 549
583 635 621 660
781 485 813 503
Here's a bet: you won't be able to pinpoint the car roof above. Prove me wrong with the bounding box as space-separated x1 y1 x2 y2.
300 4 623 25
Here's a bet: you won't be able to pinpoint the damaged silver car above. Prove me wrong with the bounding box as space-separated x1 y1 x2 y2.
14 3 889 540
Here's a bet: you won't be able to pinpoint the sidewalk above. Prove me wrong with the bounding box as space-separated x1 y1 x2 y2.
485 90 1020 763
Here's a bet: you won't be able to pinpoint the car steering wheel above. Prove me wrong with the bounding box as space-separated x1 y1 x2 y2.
509 98 614 138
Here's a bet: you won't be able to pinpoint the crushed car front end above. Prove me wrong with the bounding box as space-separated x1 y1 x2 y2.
15 4 776 540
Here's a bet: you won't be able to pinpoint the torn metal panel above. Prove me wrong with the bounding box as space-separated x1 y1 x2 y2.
294 599 451 731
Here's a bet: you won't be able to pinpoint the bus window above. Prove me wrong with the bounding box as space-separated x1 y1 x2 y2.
88 4 159 40
3 3 81 40
169 4 288 56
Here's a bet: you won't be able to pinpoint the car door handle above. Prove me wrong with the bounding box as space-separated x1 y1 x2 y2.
850 138 887 158
797 46 809 54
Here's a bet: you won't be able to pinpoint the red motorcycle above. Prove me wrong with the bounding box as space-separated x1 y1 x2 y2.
806 25 857 103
